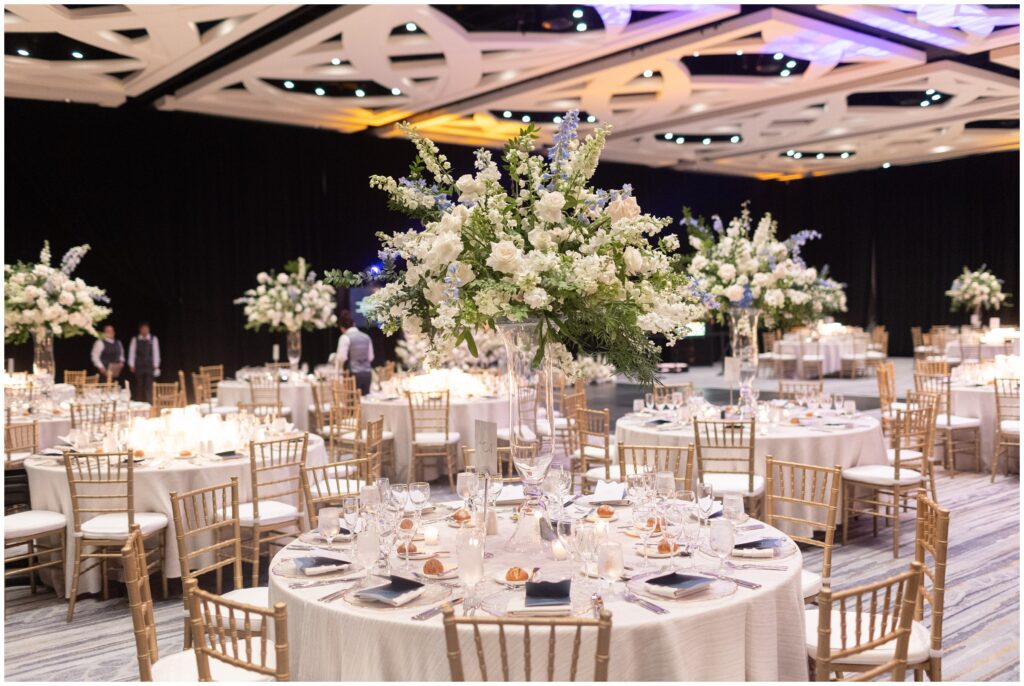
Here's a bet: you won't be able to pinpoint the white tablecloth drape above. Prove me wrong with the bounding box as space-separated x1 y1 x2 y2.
950 385 1017 470
774 339 845 376
8 401 151 450
217 380 314 431
945 340 1020 360
361 396 509 481
24 433 327 597
269 512 808 681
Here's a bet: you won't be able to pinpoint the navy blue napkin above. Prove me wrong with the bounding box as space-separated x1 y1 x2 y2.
525 579 571 607
734 538 785 550
293 556 351 575
355 575 424 603
646 572 714 593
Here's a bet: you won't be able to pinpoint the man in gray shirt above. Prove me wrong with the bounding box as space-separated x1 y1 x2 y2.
333 310 374 394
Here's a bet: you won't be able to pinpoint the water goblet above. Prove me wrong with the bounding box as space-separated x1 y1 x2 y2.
409 482 430 518
574 523 599 578
631 505 658 571
661 502 685 570
654 471 675 502
390 483 409 513
709 519 735 576
319 507 341 551
342 496 360 534
355 518 380 587
644 393 654 411
456 527 485 613
597 542 624 597
456 471 479 514
696 482 715 527
396 514 418 570
833 393 845 414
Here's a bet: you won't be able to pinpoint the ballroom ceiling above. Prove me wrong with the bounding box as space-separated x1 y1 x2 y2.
5 3 1019 179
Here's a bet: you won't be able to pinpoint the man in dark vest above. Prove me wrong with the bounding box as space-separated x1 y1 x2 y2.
333 310 375 394
90 324 125 381
128 322 161 403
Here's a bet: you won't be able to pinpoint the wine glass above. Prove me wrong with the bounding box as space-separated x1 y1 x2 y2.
574 523 599 578
597 542 624 597
552 465 572 513
342 496 360 535
555 519 579 570
676 491 700 570
409 482 430 518
709 519 735 576
833 393 845 415
360 485 381 513
355 518 380 587
660 501 685 570
390 483 409 513
456 472 479 515
375 507 399 578
319 507 341 552
696 482 715 528
396 513 418 570
654 471 675 502
644 392 654 411
374 477 391 511
631 505 658 571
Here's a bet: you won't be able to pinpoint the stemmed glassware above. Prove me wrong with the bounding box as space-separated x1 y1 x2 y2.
597 542 624 597
409 482 430 518
631 505 657 571
456 527 485 614
697 482 715 529
390 483 409 513
455 471 479 514
833 393 845 415
342 496 360 535
654 471 676 503
661 501 685 570
355 516 380 587
319 507 341 552
574 523 599 578
396 513 418 570
677 492 701 570
709 519 735 576
374 478 391 513
722 493 745 523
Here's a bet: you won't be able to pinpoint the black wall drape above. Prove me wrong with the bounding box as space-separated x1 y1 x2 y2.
4 98 1019 377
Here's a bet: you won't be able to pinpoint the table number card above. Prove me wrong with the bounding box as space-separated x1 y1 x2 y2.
723 356 740 384
473 420 498 473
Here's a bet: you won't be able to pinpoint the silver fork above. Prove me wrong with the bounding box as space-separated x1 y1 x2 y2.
727 561 787 572
622 591 669 615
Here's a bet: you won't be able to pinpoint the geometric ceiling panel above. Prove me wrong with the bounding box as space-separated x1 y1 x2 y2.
4 3 294 106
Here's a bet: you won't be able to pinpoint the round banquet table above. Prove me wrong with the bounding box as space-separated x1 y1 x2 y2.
269 510 808 681
24 432 328 597
945 339 1020 360
950 384 1017 471
360 395 509 482
6 401 151 450
775 338 845 376
616 413 887 534
217 379 314 431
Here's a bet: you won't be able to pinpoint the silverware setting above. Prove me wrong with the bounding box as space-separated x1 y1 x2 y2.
623 591 669 615
317 587 350 603
412 597 464 620
708 572 762 589
726 561 787 572
289 578 354 589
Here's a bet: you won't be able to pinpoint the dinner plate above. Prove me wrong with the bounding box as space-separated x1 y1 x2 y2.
300 530 353 545
584 513 619 523
271 557 364 580
479 589 589 618
634 543 686 558
626 570 735 603
697 537 799 561
341 580 449 611
398 546 448 560
492 570 529 587
418 564 459 580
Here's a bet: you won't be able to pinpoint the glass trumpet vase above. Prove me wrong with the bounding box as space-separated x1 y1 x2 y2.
728 306 760 418
496 318 557 558
32 330 56 380
286 330 302 370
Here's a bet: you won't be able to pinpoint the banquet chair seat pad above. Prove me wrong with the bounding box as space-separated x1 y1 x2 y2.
865 351 886 359
413 431 461 446
580 444 617 461
150 645 276 682
536 417 571 435
841 465 922 487
210 405 239 416
803 609 930 666
703 473 765 497
179 586 270 625
885 448 925 463
934 414 982 429
584 463 639 482
840 354 867 361
233 501 299 527
801 569 822 599
6 450 32 465
773 353 797 361
4 510 67 539
82 512 168 539
1000 420 1020 435
497 426 537 443
802 355 825 362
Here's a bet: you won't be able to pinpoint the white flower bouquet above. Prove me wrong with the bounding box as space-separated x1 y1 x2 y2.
234 257 337 333
4 241 111 344
946 266 1010 313
811 276 848 317
396 326 506 372
683 204 841 329
330 110 705 384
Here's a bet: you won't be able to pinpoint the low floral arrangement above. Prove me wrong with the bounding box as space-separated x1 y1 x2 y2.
576 353 616 385
946 266 1010 313
396 326 506 371
683 204 842 329
330 110 705 384
4 241 111 343
235 257 337 333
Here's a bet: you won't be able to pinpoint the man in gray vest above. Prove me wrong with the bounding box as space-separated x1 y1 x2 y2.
333 310 374 394
90 324 125 381
128 322 161 403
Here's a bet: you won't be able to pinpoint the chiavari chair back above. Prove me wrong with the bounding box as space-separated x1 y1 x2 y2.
956 334 981 364
199 364 224 399
501 383 539 447
309 378 336 434
618 444 693 486
992 378 1021 482
765 458 840 601
652 383 694 406
4 381 34 408
302 456 373 529
811 561 923 681
84 373 100 386
191 372 211 408
840 337 868 378
122 525 159 681
461 445 525 481
379 360 396 383
249 376 281 407
70 400 117 433
407 390 459 489
326 381 362 458
244 434 307 586
4 421 38 469
441 601 612 681
914 372 981 475
910 491 950 681
266 362 291 371
914 358 948 376
866 330 889 369
184 577 290 681
777 379 823 401
176 370 189 405
576 407 614 489
237 401 285 419
151 381 182 414
64 369 88 393
692 419 761 513
800 339 824 379
875 362 898 417
911 327 932 359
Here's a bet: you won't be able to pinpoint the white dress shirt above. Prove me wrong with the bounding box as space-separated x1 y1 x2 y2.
90 336 124 372
128 334 161 376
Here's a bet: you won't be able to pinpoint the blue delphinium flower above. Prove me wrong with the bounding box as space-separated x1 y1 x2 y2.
547 109 580 165
712 215 724 234
737 284 754 308
689 276 720 310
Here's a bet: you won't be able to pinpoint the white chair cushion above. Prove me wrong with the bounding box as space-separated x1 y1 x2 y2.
497 426 537 443
802 355 824 361
865 351 886 359
885 448 924 463
536 417 571 435
841 465 922 487
703 473 765 497
935 414 981 429
6 450 32 464
210 405 239 416
840 354 867 361
321 428 358 441
889 401 908 412
308 403 331 414
1000 420 1020 435
583 462 639 483
773 353 797 361
4 510 67 539
150 644 276 682
802 569 822 599
82 512 168 539
804 609 930 666
580 444 617 461
180 586 270 626
413 431 460 446
232 501 299 527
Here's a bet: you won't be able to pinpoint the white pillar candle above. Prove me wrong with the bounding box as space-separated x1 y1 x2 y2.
272 344 280 362
552 540 568 561
423 525 439 546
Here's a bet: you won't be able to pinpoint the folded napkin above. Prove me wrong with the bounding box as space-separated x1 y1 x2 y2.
732 548 775 559
733 537 785 558
496 484 525 505
591 480 626 504
293 556 352 576
643 572 714 599
507 579 572 617
441 500 465 510
41 448 65 456
354 575 426 607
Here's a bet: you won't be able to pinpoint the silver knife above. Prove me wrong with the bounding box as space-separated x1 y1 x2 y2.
624 592 669 614
412 597 463 620
711 573 761 589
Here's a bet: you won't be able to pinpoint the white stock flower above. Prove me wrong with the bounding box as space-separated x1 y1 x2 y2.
524 287 551 309
528 227 555 251
764 289 786 307
718 264 737 283
623 246 644 275
724 284 745 302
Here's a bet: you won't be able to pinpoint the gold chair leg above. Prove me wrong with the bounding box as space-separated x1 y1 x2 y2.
160 531 169 599
892 485 901 559
251 532 261 588
28 540 37 595
100 554 109 600
67 538 82 622
841 483 850 545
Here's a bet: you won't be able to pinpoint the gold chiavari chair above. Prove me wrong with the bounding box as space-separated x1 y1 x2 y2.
308 378 334 435
237 401 285 419
952 334 981 366
461 445 525 481
4 380 34 407
185 577 290 681
84 373 100 386
992 378 1021 482
577 407 616 492
692 418 763 517
151 381 182 415
841 406 935 558
378 360 396 383
866 329 888 370
765 458 841 603
911 327 935 359
875 362 905 437
70 400 117 433
171 477 271 649
808 561 924 681
199 364 224 401
64 369 88 393
758 330 778 378
64 451 168 621
243 434 307 586
652 383 694 406
767 332 798 379
914 358 948 376
539 388 585 459
176 370 189 405
617 444 694 486
839 336 868 379
800 339 824 380
302 452 375 529
777 379 823 401
441 601 613 682
498 383 539 447
407 390 460 490
908 491 950 681
190 372 211 410
5 421 38 470
325 381 362 460
249 376 288 418
914 372 981 476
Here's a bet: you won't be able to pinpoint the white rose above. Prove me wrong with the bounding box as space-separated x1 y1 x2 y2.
528 227 555 251
718 264 737 283
486 241 523 274
454 262 476 286
535 191 566 223
623 246 644 275
764 289 786 307
524 287 551 309
724 284 745 302
606 195 641 223
424 280 446 305
424 233 463 270
455 174 486 203
438 211 464 234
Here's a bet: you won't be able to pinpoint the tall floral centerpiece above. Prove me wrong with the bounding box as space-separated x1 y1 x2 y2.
234 258 337 369
396 326 506 371
684 205 839 413
4 241 111 377
946 266 1011 325
330 110 705 556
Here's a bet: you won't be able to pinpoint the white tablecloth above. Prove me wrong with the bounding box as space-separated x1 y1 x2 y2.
950 385 1017 470
217 380 314 431
269 510 807 681
7 401 151 450
360 396 508 481
945 340 1020 360
775 338 846 376
24 433 327 597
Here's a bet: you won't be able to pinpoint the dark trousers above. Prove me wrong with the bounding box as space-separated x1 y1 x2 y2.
354 371 372 395
134 370 154 403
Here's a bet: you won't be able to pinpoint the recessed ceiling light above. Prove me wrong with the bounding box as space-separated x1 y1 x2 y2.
576 22 587 32
692 51 700 57
931 93 940 101
331 58 341 66
676 138 684 145
932 145 952 154
586 115 597 123
16 49 29 57
793 152 803 159
840 152 850 159
786 149 795 156
920 100 930 107
773 53 784 61
314 87 326 96
786 60 797 69
283 80 295 89
730 135 740 143
816 153 825 159
391 87 401 95
925 88 936 95
736 50 743 56
780 70 791 77
522 115 531 122
502 111 512 118
882 162 891 169
554 116 563 124
702 137 711 145
355 88 366 97
71 51 84 59
572 8 584 19
642 69 654 78
405 22 417 32
664 133 673 140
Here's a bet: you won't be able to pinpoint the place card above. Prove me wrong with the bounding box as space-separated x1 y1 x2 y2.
472 420 498 474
